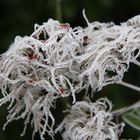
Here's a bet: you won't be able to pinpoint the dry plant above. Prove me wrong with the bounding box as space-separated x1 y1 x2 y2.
0 11 140 140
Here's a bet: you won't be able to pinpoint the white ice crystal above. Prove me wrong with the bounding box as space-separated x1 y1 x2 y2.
0 13 140 140
56 98 125 140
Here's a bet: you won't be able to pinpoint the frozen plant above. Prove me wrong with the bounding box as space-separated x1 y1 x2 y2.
56 98 125 140
0 11 140 139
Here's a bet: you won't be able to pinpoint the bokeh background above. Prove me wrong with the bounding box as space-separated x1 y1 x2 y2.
0 0 140 139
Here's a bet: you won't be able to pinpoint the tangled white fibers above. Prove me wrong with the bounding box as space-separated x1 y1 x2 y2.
0 11 140 139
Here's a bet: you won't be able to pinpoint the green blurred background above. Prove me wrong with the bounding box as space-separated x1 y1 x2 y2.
0 0 140 139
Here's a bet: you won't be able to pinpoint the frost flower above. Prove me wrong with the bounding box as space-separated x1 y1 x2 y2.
56 98 125 140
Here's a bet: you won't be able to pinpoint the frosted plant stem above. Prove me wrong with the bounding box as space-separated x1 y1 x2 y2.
56 0 62 22
112 100 140 115
118 81 140 93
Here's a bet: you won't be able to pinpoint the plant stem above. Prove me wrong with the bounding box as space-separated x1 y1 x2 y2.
56 0 62 22
118 81 140 93
112 100 140 115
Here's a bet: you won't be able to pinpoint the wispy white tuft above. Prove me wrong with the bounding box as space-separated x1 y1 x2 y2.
56 98 125 140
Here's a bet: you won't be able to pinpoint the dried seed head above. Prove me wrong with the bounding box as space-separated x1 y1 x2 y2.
56 98 125 140
0 14 140 139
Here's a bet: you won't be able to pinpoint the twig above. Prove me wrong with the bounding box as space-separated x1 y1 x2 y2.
112 100 140 115
56 0 62 22
118 81 140 93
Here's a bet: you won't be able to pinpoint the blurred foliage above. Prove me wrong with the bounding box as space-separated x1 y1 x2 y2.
122 109 140 131
0 0 140 140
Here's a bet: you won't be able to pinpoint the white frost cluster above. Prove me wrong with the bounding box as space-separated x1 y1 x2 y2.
0 13 140 139
56 98 125 140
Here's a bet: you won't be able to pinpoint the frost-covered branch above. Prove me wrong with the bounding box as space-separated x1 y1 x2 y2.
112 100 140 115
118 81 140 93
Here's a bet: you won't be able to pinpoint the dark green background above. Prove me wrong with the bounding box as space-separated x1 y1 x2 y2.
0 0 140 139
